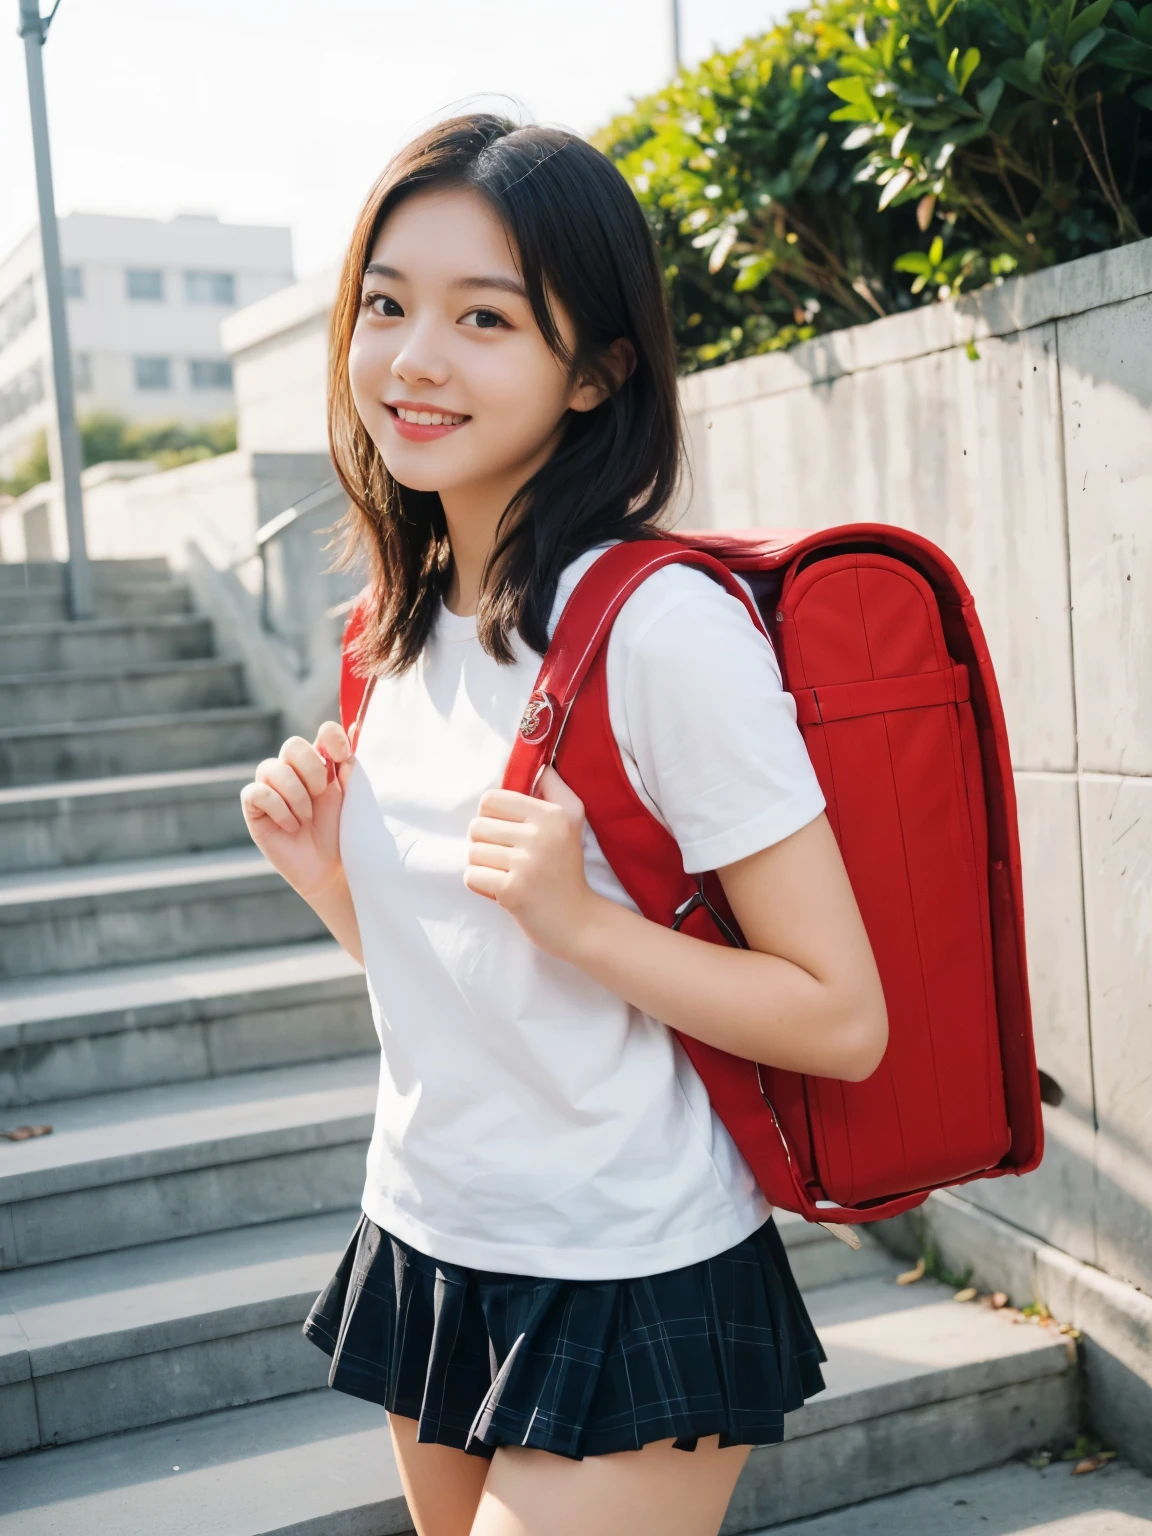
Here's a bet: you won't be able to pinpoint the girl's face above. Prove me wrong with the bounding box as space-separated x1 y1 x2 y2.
350 185 604 496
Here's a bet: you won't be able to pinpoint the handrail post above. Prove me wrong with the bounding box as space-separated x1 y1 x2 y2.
18 0 93 619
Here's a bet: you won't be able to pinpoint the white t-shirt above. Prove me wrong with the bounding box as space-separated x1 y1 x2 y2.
338 546 826 1279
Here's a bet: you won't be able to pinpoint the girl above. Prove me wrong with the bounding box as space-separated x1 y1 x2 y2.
241 114 887 1536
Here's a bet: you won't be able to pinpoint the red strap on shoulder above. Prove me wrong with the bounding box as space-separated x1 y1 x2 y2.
503 539 767 796
339 593 373 737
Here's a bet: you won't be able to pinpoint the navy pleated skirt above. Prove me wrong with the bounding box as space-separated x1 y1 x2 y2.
302 1211 826 1461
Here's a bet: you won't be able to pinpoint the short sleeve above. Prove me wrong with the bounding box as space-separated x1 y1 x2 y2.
604 565 826 874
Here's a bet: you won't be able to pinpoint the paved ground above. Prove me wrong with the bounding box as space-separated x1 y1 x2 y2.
761 1459 1152 1536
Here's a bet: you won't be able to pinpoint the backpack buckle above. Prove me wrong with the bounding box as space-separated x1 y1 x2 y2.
519 689 557 744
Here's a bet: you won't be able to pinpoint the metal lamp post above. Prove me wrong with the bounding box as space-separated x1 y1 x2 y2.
671 0 683 74
16 0 92 619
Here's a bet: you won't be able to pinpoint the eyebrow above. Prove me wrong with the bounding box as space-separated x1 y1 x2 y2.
363 262 527 298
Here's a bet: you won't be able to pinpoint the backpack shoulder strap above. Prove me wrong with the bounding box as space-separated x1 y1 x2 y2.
339 591 374 742
503 538 767 796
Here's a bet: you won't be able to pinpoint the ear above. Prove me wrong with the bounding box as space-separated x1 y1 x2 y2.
568 337 637 414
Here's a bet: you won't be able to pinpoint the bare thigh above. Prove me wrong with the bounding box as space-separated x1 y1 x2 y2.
470 1434 752 1536
388 1412 490 1536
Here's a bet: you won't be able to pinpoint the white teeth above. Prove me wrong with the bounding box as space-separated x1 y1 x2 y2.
395 406 465 426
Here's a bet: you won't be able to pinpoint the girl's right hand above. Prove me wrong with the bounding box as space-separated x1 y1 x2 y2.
240 720 353 898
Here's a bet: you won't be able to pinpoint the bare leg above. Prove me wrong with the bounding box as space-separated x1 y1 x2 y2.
388 1412 491 1536
469 1434 751 1536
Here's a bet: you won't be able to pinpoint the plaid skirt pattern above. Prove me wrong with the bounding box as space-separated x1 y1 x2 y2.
302 1211 827 1461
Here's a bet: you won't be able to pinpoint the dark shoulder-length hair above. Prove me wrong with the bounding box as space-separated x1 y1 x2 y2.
329 112 685 676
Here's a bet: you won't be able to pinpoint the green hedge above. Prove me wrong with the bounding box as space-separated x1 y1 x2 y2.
592 0 1151 372
0 413 236 498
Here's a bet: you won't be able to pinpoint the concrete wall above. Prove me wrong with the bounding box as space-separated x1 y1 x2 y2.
677 238 1152 1299
221 268 335 453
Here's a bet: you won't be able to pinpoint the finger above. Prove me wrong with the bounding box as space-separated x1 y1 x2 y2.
536 766 585 819
314 720 352 762
466 841 513 872
256 758 314 825
278 736 329 800
463 865 505 901
467 815 523 849
475 787 540 822
241 781 301 834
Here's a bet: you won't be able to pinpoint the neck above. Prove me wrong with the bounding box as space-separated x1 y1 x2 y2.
439 425 565 616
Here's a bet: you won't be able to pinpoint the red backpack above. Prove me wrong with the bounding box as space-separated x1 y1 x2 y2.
339 525 1044 1228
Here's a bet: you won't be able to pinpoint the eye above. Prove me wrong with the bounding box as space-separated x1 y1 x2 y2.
362 292 402 318
461 309 507 330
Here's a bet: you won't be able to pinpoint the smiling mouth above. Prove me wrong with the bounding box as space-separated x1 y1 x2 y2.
386 404 471 427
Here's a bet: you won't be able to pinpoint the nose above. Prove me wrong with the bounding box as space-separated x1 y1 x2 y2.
390 317 450 390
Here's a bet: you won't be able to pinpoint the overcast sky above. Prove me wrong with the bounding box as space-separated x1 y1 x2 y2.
2 0 789 280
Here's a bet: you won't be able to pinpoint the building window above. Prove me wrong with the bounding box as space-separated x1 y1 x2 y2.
0 363 45 428
72 353 93 392
0 276 37 352
189 358 233 390
134 356 171 390
184 270 235 305
63 266 84 299
127 269 164 301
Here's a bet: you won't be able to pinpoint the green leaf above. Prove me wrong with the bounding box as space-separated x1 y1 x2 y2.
1070 25 1106 62
828 76 873 103
999 58 1053 98
732 252 777 291
958 47 982 91
1066 0 1115 48
1024 38 1047 80
976 75 1005 116
893 251 934 274
929 234 945 264
966 338 981 361
1135 80 1152 104
1095 33 1152 67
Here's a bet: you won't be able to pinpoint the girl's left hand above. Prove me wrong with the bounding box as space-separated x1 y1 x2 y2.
464 767 603 959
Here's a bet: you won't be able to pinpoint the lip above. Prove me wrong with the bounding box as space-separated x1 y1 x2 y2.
385 400 471 443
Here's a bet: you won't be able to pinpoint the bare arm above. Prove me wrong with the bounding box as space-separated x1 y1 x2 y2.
465 771 887 1082
240 721 364 967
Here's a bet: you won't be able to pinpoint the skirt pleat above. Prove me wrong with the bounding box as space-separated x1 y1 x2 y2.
303 1212 827 1461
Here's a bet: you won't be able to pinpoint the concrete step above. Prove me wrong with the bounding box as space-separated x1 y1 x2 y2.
0 657 246 728
0 705 279 789
0 559 170 594
0 1208 356 1453
2 579 194 625
0 1263 1078 1528
0 1210 888 1457
0 847 327 980
0 939 374 1107
753 1458 1152 1536
0 1052 377 1267
0 764 254 874
0 615 214 675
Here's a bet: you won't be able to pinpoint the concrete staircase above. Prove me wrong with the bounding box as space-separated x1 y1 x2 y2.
0 560 1080 1533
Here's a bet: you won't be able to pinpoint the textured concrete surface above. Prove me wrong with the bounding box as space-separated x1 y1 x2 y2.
0 937 373 1107
0 763 254 873
1079 774 1152 1298
0 658 245 729
0 705 279 788
754 1458 1152 1536
0 1052 376 1265
0 615 213 674
875 1191 1152 1476
0 847 327 978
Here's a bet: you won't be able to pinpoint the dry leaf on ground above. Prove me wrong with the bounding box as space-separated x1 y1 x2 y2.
0 1124 53 1141
896 1257 926 1285
953 1287 978 1303
1072 1453 1116 1475
990 1291 1009 1309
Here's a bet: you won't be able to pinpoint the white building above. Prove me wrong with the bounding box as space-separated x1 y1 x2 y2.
0 212 294 476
